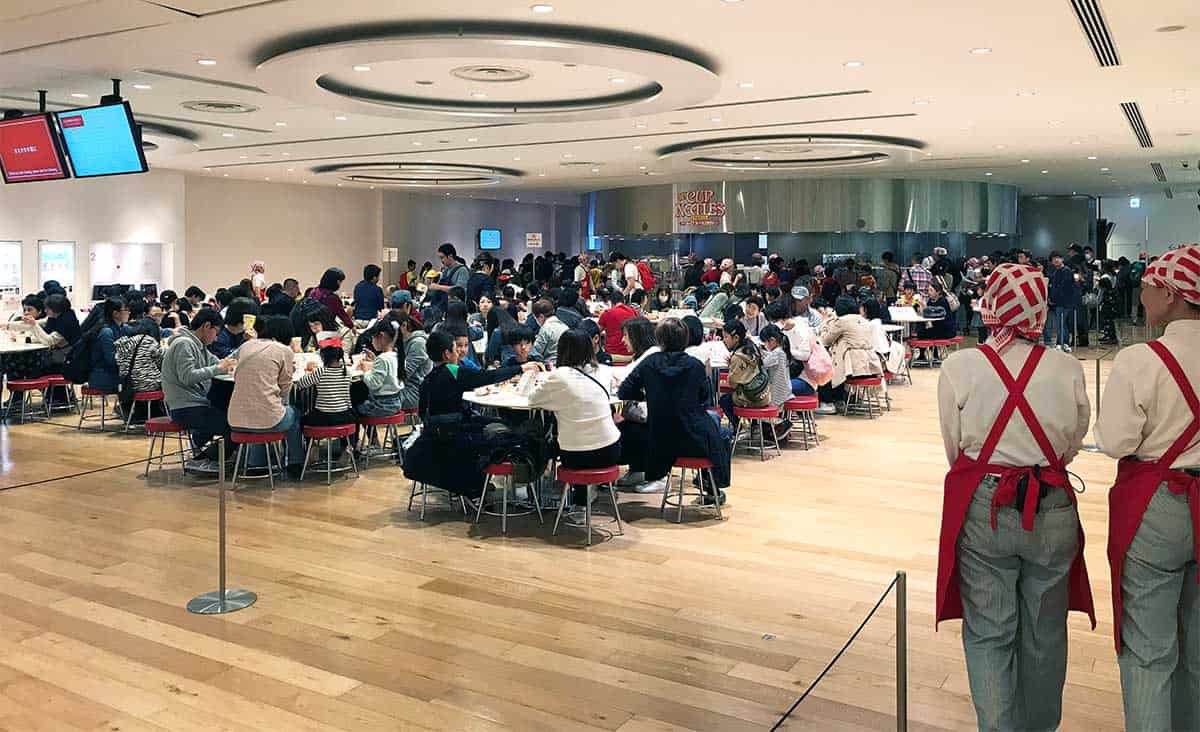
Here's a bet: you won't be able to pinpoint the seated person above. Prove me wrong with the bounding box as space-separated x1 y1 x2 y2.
355 320 404 417
757 324 799 440
528 329 621 506
501 325 541 368
615 317 661 489
209 297 260 358
554 287 584 328
896 281 923 310
85 298 131 395
740 295 768 337
577 318 612 365
402 332 541 497
918 282 957 340
227 315 305 475
298 333 358 453
530 298 568 365
820 296 883 410
1 294 55 379
162 309 237 468
397 315 430 410
718 320 771 432
683 315 730 369
617 318 731 505
597 289 638 364
649 286 674 312
115 317 165 420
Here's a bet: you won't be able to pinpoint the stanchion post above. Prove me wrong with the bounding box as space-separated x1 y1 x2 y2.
187 437 257 615
896 570 907 732
1082 355 1104 453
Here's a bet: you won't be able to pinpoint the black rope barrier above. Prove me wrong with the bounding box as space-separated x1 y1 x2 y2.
771 573 902 731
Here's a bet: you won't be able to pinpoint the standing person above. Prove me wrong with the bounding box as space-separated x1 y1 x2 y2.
879 251 901 302
936 263 1094 732
398 260 418 293
352 264 386 328
1095 244 1200 731
1045 253 1078 352
425 243 471 319
609 252 642 296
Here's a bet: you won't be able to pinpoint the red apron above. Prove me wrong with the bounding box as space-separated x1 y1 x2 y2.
936 344 1096 627
1107 340 1200 651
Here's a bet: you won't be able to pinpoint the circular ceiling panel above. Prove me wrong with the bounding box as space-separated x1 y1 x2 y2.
256 23 719 122
658 134 926 171
310 162 523 188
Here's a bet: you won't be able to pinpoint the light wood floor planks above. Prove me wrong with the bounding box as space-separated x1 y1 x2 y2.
0 352 1125 731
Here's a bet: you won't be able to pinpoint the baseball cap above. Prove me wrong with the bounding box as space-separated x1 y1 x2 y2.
791 285 810 300
390 290 412 307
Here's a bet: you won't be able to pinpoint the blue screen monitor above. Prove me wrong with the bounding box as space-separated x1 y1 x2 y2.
478 228 502 250
54 102 149 179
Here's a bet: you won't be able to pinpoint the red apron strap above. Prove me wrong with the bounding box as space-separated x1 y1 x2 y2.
1147 340 1200 468
977 345 1058 467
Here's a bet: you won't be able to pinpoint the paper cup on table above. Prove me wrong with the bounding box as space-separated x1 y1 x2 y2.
290 337 302 353
242 314 256 332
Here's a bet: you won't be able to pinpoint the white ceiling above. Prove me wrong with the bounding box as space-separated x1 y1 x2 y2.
0 0 1197 200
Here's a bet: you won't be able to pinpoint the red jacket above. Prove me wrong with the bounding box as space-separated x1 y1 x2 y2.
598 304 637 356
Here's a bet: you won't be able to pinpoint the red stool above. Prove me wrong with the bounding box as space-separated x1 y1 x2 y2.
3 377 51 423
42 374 78 414
401 406 420 426
77 386 118 431
230 431 288 489
782 396 820 449
664 457 723 523
144 417 188 476
553 465 623 546
732 406 782 461
359 412 407 467
300 424 359 485
124 390 165 432
844 376 884 418
474 462 543 534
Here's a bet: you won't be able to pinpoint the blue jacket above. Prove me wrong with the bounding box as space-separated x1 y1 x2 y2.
1047 266 1079 307
353 280 385 320
208 328 245 359
87 325 121 392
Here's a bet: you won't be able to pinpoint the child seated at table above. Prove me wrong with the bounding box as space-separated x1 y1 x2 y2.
501 326 541 368
356 320 404 417
298 333 358 450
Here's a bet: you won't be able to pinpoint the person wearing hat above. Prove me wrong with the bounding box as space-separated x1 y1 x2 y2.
936 263 1095 732
389 289 422 325
1095 243 1200 731
789 286 823 331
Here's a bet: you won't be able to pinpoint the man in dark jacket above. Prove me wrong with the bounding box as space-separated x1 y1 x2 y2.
1045 253 1079 352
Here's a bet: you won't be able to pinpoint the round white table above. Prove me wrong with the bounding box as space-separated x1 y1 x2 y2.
0 341 49 354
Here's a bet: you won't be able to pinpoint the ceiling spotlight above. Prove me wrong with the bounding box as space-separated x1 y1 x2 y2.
737 81 754 88
303 180 308 184
531 3 554 12
970 47 992 54
239 155 247 159
843 60 864 68
282 152 290 156
591 167 600 173
275 121 287 127
287 168 294 172
985 172 993 176
538 172 546 176
337 183 343 187
70 93 90 99
411 141 422 146
1041 169 1049 174
470 91 488 98
335 115 348 121
995 144 1007 149
609 77 626 84
1020 159 1031 163
514 198 520 202
197 58 217 66
1087 155 1098 160
1100 167 1110 172
861 128 873 133
132 84 152 90
221 132 235 138
467 137 479 142
353 65 371 72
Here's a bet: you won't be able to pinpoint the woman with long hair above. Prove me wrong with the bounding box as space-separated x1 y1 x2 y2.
615 316 662 489
85 297 130 394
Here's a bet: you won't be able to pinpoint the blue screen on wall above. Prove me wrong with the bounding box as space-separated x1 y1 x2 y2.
54 102 149 179
478 228 501 250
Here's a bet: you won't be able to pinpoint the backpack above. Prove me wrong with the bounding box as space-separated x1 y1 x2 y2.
636 261 656 291
62 331 96 384
730 347 770 406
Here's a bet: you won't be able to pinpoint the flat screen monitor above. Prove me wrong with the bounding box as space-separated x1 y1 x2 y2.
91 283 132 301
140 283 158 298
55 102 149 179
478 228 502 251
0 114 70 184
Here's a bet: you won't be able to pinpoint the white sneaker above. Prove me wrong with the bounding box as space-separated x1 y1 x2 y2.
816 403 838 415
1062 344 1073 353
635 479 667 494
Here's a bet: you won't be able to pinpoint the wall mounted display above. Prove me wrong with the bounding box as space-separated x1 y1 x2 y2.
0 115 70 184
54 102 149 179
478 228 502 250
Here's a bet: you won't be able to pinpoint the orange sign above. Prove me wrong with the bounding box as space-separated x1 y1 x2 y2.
674 189 727 228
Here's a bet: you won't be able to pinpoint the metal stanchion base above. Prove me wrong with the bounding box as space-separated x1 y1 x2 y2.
187 589 257 615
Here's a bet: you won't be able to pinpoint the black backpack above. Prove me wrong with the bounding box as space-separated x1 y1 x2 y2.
62 331 95 384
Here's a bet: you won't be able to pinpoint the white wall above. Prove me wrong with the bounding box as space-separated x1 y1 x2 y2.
1103 195 1200 260
185 177 382 295
0 168 186 300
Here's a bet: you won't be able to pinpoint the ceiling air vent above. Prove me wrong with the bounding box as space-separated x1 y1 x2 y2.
181 100 259 114
1164 188 1174 199
1121 102 1153 148
1151 162 1167 182
1069 0 1121 67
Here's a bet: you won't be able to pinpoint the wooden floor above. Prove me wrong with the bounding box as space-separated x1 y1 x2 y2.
0 352 1125 732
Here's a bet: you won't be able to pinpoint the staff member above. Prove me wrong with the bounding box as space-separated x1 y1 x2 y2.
936 263 1094 732
1095 243 1200 731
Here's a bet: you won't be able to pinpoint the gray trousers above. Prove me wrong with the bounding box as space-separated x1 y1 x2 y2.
958 477 1080 732
1118 484 1200 732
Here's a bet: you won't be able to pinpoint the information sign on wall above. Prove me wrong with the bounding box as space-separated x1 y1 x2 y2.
525 232 543 249
39 241 75 293
674 188 727 229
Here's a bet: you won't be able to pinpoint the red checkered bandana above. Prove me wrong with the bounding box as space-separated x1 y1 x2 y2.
1142 244 1200 306
980 263 1048 352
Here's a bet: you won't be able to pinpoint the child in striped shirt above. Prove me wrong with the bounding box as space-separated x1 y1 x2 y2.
298 334 358 449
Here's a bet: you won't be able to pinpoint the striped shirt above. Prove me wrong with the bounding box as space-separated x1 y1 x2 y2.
114 334 163 392
297 364 353 413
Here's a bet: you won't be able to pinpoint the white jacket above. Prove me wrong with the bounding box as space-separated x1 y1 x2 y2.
527 366 620 452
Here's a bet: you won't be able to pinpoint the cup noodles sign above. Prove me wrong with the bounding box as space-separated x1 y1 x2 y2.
674 189 726 228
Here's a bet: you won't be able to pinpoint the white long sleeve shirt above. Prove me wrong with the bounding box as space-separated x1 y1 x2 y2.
1095 320 1200 468
527 366 620 452
938 341 1090 467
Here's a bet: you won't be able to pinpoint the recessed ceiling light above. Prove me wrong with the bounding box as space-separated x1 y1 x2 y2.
591 167 600 173
1048 120 1063 127
843 60 864 68
411 141 422 146
1016 90 1036 97
282 152 290 156
353 65 371 72
204 167 212 172
287 168 294 172
239 155 247 159
222 132 235 138
275 121 287 127
737 81 754 88
197 58 217 66
639 165 647 170
861 128 873 133
970 47 992 54
633 144 643 150
609 77 626 84
1071 140 1081 145
562 153 573 158
132 84 152 90
337 183 342 187
264 177 270 181
470 92 487 98
710 116 722 122
1100 167 1110 171
913 99 930 106
514 198 520 202
1087 155 1098 160
335 115 348 121
995 144 1007 149
1020 159 1031 163
222 173 229 177
985 172 993 176
721 0 743 3
752 156 762 160
538 172 546 177
467 137 479 142
850 150 862 154
70 93 89 99
531 3 554 12
1156 24 1186 32
513 156 521 161
369 185 376 190
1041 170 1049 174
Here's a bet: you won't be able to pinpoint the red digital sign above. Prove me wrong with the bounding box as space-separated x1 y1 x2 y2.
0 115 70 184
